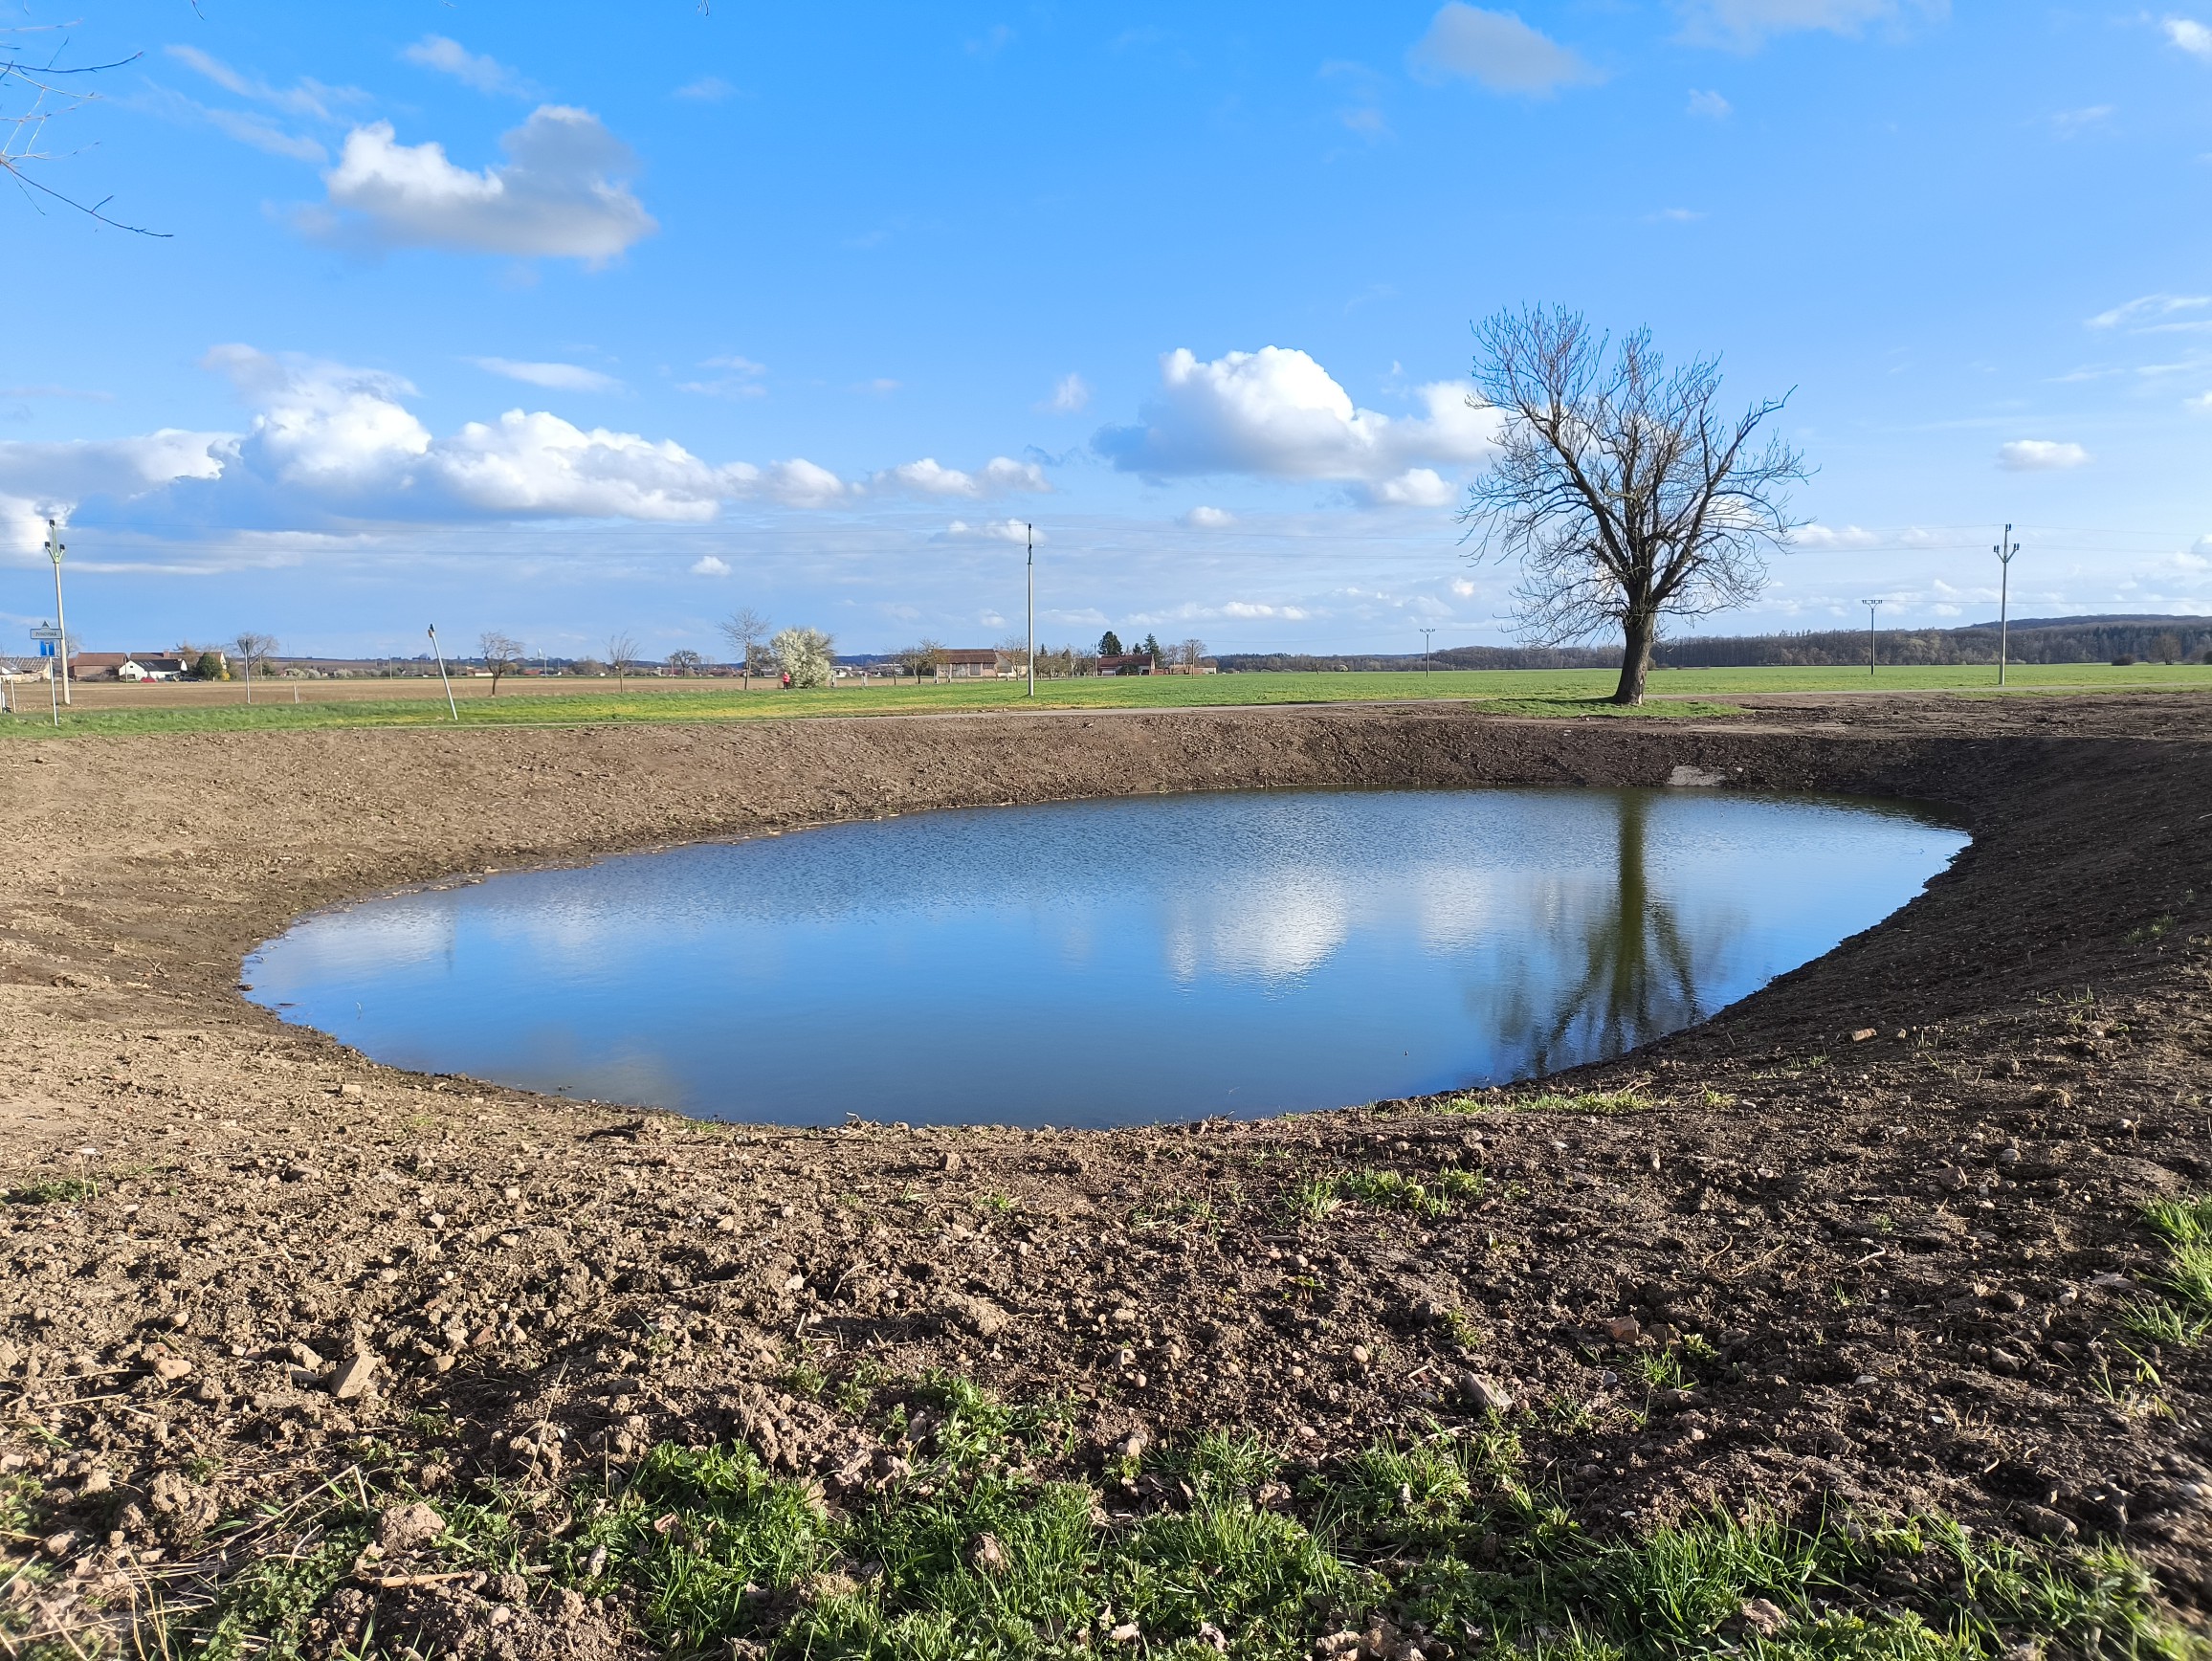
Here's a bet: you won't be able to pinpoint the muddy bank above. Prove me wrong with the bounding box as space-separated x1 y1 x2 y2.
4 693 2210 1652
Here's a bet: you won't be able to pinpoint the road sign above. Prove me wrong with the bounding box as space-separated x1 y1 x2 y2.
38 642 54 658
29 625 63 642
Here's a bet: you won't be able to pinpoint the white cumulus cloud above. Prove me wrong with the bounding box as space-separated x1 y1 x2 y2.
1999 439 2090 471
1182 505 1236 528
432 410 740 520
312 105 655 261
1675 0 1946 49
1368 468 1455 508
1 344 870 536
402 35 536 97
2168 17 2212 59
691 555 731 577
936 520 1042 544
724 458 858 509
469 357 623 392
1045 373 1091 412
1094 346 1494 504
1687 88 1732 118
1794 523 1885 548
1407 5 1600 94
877 456 1051 498
0 431 230 552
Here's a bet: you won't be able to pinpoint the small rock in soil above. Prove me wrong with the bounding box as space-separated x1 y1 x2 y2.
332 1353 378 1400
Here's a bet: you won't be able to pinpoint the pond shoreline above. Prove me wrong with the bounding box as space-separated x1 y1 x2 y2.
5 691 2211 1652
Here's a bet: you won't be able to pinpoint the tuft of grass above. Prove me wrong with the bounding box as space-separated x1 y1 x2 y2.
781 1355 829 1402
1455 1088 1649 1117
1338 1168 1455 1219
2143 1195 2212 1248
1172 1428 1284 1500
1519 1089 1649 1116
2132 1196 2212 1339
5 1177 97 1205
1437 1164 1487 1201
2120 1297 2210 1349
1635 1350 1691 1391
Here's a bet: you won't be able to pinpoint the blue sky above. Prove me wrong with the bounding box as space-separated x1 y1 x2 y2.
2 1 2208 661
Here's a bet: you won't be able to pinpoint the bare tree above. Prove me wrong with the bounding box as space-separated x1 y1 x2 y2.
666 647 706 677
2 35 165 235
1178 637 1208 670
232 631 278 704
719 607 770 689
478 631 524 695
898 638 947 686
1460 307 1808 705
605 631 639 686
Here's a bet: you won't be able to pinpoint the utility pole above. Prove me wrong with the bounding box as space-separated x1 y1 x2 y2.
1864 599 1883 676
1992 523 2020 687
1026 522 1036 698
427 625 459 722
46 520 70 706
1419 627 1435 675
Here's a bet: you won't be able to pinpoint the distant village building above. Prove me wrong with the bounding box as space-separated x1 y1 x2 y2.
933 649 1004 681
1097 652 1159 676
69 652 198 682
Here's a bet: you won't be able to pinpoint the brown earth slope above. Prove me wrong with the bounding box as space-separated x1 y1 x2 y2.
3 694 2210 1652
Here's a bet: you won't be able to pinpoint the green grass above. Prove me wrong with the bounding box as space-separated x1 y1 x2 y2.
76 1371 2197 1661
7 660 2206 739
1449 1089 1648 1117
2111 1198 2212 1354
1332 1165 1484 1220
563 1405 2188 1661
3 1177 98 1205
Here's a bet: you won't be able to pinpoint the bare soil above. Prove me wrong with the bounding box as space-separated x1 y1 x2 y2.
4 693 2210 1652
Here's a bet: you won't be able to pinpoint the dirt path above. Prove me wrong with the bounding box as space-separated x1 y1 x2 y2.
4 692 2211 1653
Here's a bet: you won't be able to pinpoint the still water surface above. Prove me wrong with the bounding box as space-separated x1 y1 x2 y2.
244 789 1965 1126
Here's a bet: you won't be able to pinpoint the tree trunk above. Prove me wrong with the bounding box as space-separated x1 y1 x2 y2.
1613 611 1655 705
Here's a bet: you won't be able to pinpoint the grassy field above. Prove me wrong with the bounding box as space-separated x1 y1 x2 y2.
0 660 2205 738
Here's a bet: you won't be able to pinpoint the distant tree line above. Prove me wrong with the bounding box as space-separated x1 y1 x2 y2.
1217 617 2212 675
1645 617 2212 669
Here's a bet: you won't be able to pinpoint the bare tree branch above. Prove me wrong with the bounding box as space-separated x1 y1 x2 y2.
1 36 166 236
1459 306 1808 704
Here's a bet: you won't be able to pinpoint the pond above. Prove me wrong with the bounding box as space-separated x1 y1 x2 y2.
242 788 1966 1127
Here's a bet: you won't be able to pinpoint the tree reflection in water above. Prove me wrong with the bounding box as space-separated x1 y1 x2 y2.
1475 792 1736 1078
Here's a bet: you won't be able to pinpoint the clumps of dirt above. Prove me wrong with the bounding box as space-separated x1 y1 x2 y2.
318 1577 630 1661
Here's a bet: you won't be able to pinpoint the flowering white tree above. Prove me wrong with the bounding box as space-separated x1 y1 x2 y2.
771 626 834 688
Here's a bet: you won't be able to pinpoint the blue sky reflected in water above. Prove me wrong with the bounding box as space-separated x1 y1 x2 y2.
243 789 1965 1127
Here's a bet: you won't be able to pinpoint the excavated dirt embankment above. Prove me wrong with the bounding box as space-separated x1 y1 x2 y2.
4 693 2211 1652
